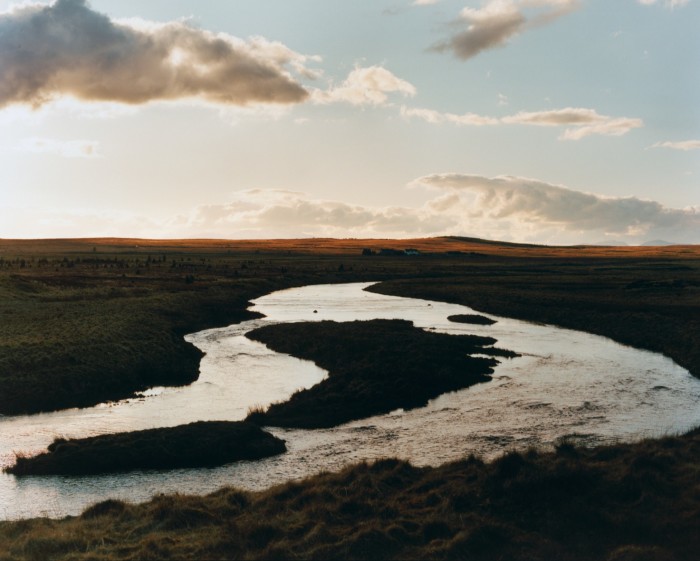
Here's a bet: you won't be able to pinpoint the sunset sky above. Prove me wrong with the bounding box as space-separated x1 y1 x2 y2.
1 0 698 244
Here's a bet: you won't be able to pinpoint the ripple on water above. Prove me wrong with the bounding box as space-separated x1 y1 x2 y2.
1 282 699 519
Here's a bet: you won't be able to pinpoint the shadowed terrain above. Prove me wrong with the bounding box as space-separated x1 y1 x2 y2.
0 237 699 560
1 429 698 560
6 421 285 476
245 319 516 428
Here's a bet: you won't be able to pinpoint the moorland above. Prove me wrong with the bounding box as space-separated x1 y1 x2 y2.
0 236 699 560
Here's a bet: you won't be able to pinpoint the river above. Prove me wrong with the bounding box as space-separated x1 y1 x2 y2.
1 282 698 520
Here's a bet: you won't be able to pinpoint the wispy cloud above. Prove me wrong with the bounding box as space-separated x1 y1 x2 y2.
400 106 499 126
313 66 416 106
431 0 580 60
637 0 691 8
651 140 700 151
402 105 643 139
16 137 101 158
0 0 317 109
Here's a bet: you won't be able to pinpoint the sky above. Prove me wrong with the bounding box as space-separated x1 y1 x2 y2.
0 0 698 244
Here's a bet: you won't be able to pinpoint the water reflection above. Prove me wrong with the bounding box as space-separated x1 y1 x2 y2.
1 282 698 519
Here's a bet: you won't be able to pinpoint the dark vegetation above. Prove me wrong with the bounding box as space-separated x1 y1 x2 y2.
368 256 700 378
2 429 699 560
6 421 285 476
1 237 699 560
245 319 516 428
447 314 497 325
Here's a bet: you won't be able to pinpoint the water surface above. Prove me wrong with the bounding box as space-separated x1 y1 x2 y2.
1 282 698 519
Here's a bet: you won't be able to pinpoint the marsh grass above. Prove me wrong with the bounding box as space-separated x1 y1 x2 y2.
1 237 700 560
1 430 699 560
245 319 518 428
447 314 497 325
6 421 286 476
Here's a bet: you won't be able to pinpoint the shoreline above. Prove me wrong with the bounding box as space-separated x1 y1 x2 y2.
1 239 698 559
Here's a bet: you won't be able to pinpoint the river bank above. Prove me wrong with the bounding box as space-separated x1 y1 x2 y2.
1 238 698 559
2 428 699 560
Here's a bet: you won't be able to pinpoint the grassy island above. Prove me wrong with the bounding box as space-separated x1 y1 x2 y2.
6 421 286 476
447 314 497 325
245 319 517 428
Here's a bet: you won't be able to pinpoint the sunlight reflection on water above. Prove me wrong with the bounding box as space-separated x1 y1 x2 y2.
1 282 699 519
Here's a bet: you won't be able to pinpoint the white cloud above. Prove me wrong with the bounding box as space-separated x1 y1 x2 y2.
0 0 316 109
413 0 441 5
16 137 101 158
431 0 580 60
413 173 699 241
313 66 416 106
651 140 700 151
400 106 499 126
4 179 697 244
402 105 643 139
638 0 691 8
167 189 455 238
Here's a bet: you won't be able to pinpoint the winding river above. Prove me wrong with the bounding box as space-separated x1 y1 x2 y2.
1 282 699 520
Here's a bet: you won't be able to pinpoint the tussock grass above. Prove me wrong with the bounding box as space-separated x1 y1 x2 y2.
245 319 517 428
1 430 699 560
6 421 286 476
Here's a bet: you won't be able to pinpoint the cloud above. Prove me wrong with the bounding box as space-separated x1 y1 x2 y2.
400 105 499 125
16 137 101 158
431 0 580 60
402 105 643 139
5 179 697 244
0 0 315 109
168 190 455 238
313 66 416 106
413 0 441 5
651 140 700 151
638 0 691 8
413 173 699 240
503 108 644 139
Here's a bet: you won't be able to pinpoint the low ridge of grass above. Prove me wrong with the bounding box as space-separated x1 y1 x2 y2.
447 314 497 325
245 319 517 428
6 421 286 476
1 429 699 560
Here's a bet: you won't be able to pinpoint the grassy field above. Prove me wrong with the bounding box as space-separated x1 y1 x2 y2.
0 237 699 560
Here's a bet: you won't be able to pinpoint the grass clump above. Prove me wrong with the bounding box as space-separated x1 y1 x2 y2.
245 319 517 428
6 421 285 476
2 431 700 560
447 314 497 325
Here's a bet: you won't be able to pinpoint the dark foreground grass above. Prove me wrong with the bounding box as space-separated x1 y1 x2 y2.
1 429 699 560
245 319 517 428
6 422 285 476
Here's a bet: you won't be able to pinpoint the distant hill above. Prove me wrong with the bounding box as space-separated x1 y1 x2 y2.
446 236 546 248
641 240 678 246
591 240 629 247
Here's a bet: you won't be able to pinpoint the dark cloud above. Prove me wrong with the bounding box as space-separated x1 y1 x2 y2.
431 0 579 61
0 0 312 108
